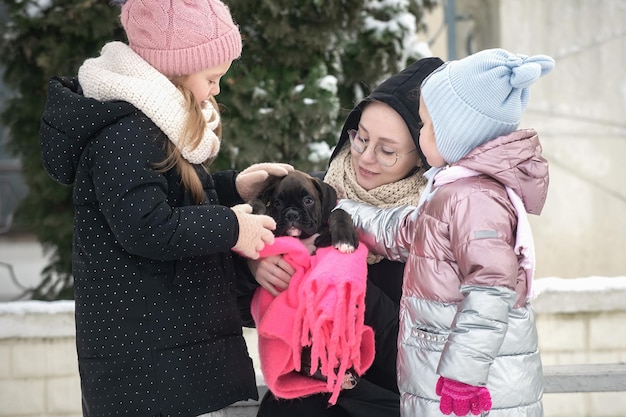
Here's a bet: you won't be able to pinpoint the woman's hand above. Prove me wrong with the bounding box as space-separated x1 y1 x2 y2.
248 255 295 296
247 234 318 296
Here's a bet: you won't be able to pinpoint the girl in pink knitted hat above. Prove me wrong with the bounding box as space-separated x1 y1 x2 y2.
39 1 292 416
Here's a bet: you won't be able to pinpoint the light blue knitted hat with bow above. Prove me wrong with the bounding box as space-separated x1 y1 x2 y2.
421 48 555 164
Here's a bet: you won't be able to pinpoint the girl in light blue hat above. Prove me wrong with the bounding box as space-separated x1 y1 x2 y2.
337 48 555 416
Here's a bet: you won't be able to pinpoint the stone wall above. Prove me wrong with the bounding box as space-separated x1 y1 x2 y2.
1 277 625 417
0 302 80 417
533 277 626 417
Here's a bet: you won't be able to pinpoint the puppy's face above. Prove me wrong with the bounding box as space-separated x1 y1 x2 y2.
256 170 337 239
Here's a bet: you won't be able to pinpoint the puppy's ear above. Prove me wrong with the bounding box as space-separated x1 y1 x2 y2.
312 177 338 224
249 175 283 216
249 199 267 215
256 176 282 204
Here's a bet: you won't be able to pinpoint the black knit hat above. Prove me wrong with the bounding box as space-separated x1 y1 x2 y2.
329 57 445 169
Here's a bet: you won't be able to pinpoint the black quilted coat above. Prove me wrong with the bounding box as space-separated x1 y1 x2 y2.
39 77 257 417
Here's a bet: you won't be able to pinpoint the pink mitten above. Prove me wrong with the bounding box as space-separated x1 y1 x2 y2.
436 376 492 416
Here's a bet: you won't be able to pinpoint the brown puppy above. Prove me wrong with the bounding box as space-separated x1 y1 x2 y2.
249 170 359 389
250 170 361 389
250 170 358 253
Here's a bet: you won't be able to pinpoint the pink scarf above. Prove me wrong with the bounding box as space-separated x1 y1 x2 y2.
434 166 536 300
251 237 375 404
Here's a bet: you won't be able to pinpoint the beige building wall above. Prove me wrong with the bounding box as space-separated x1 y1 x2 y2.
421 0 626 278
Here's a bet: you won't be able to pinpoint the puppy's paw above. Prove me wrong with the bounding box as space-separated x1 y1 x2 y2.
333 241 356 254
329 209 359 252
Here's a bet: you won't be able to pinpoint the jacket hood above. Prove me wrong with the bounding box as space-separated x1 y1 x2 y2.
329 57 445 168
457 129 549 215
39 76 136 185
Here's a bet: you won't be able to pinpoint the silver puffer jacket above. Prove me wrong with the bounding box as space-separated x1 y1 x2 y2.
337 129 548 417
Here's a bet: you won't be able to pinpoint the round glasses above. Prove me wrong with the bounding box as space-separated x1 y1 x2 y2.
348 129 417 167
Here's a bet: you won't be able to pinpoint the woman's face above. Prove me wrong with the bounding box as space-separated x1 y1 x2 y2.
180 60 232 103
350 101 420 191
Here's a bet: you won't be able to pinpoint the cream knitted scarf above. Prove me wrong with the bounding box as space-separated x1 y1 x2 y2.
77 41 220 164
324 147 427 263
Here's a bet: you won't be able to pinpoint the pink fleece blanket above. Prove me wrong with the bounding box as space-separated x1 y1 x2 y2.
251 237 375 404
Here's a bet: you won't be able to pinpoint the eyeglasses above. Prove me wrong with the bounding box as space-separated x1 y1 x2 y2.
348 129 417 167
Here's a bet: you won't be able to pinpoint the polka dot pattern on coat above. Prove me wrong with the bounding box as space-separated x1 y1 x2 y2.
39 76 258 416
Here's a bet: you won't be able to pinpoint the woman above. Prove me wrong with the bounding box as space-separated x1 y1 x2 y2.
246 56 445 417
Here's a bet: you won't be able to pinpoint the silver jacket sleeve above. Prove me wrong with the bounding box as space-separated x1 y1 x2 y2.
437 284 517 385
335 199 417 263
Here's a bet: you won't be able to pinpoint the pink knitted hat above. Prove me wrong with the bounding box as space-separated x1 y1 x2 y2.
117 0 242 77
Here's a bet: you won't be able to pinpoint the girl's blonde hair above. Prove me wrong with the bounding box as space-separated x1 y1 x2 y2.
156 77 222 204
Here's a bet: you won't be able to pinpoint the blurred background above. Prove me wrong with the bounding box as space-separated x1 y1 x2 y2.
425 0 626 280
1 0 624 300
